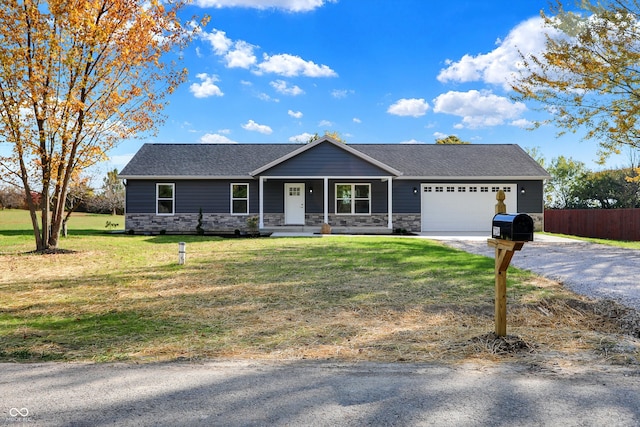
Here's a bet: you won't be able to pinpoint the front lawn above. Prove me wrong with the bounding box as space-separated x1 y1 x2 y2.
1 210 637 364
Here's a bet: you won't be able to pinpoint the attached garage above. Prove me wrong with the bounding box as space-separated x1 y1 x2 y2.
421 183 517 232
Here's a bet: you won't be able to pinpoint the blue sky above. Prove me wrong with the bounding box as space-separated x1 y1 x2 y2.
105 0 631 175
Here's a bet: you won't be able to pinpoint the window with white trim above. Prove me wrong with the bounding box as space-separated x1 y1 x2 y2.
336 184 370 215
231 183 249 215
156 183 175 215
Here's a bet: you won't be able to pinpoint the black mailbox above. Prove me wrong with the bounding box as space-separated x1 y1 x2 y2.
492 213 534 241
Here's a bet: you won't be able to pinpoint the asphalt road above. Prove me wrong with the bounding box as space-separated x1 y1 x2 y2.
2 360 639 426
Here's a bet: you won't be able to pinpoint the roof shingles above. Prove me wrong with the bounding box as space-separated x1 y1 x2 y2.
119 142 549 179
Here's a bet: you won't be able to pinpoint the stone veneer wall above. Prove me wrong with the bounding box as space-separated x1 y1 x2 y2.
126 212 540 234
529 212 544 232
126 213 256 234
264 213 422 232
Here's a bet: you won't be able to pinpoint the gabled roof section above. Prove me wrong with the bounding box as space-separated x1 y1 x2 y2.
249 136 403 177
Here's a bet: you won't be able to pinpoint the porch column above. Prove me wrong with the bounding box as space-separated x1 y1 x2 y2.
323 177 329 224
387 177 393 229
259 176 265 228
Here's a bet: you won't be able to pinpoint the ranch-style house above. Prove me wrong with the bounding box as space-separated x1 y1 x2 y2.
118 136 550 235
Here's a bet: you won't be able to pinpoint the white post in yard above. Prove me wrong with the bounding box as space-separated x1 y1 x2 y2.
178 242 186 265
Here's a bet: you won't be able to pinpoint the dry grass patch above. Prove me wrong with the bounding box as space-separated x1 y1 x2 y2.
0 235 638 366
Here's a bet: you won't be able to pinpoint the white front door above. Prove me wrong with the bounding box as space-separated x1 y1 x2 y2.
285 183 305 225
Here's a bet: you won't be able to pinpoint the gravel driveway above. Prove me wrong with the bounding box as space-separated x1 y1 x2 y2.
436 234 640 312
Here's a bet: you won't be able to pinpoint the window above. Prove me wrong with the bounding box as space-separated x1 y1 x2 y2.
503 187 511 192
492 186 501 192
435 186 444 192
289 187 301 196
458 187 466 192
424 186 432 192
156 183 174 215
480 186 489 192
446 186 455 192
469 187 477 192
336 184 370 215
231 183 249 215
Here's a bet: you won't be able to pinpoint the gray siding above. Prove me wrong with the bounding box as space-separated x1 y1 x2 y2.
262 143 391 176
125 178 545 217
125 180 259 214
517 180 544 213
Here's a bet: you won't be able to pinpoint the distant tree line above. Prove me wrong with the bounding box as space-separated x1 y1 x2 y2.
0 169 124 215
528 149 640 209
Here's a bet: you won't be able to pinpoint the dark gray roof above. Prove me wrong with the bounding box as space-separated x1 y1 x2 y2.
119 141 549 179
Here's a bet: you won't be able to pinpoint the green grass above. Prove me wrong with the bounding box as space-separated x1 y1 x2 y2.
1 209 636 364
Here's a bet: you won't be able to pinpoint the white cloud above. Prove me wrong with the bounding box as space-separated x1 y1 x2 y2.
289 132 315 143
510 118 534 128
318 120 333 127
193 0 334 12
257 53 337 77
200 28 336 78
433 132 449 140
189 73 224 98
387 98 429 117
352 117 361 123
200 133 237 143
257 92 279 102
225 40 257 68
437 17 560 90
271 80 305 96
432 90 527 129
400 139 425 144
201 29 233 55
242 119 273 134
288 110 303 119
331 89 353 99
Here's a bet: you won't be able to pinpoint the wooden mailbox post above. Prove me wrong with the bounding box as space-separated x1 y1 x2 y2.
487 238 524 336
488 190 529 337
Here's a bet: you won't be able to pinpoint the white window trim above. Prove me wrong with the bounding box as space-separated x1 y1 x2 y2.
335 183 371 215
156 183 175 216
231 183 249 215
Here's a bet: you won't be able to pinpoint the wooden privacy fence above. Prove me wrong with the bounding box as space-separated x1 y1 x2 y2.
544 209 640 241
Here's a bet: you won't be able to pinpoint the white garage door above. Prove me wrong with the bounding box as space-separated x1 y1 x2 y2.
421 183 517 232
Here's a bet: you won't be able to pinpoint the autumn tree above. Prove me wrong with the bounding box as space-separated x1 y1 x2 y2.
0 0 200 251
435 135 470 144
512 0 640 162
307 131 347 143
